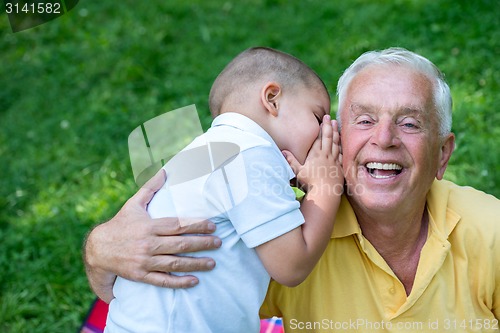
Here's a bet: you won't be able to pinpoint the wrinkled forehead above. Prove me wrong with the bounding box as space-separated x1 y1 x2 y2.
342 64 435 114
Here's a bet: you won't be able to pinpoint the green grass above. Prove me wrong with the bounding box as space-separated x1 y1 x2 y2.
1 0 499 331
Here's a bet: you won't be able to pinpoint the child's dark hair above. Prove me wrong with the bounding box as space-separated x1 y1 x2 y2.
209 47 327 117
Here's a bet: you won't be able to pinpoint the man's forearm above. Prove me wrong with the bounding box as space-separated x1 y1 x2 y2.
83 224 116 303
85 265 116 304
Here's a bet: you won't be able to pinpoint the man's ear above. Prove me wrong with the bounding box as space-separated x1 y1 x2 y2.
260 82 281 117
436 133 455 180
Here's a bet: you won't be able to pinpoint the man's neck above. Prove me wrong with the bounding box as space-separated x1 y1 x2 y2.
352 200 429 295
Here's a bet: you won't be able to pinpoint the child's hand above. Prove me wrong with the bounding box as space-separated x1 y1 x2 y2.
283 115 343 196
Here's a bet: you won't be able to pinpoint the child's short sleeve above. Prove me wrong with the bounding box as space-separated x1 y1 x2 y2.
203 145 304 248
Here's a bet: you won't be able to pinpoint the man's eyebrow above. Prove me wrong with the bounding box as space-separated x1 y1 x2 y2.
349 103 372 114
400 107 425 117
350 104 425 116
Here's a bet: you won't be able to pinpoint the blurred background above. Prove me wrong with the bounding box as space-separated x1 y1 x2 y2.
1 0 499 331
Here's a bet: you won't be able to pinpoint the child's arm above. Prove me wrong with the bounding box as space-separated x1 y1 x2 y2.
255 115 343 287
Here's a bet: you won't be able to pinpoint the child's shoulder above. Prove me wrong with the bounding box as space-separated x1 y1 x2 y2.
204 125 273 153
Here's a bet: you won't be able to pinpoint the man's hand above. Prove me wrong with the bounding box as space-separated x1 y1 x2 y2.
83 169 222 303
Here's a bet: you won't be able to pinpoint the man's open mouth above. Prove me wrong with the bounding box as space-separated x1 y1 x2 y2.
365 162 403 179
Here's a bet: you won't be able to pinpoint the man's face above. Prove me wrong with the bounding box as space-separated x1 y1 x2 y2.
339 64 454 215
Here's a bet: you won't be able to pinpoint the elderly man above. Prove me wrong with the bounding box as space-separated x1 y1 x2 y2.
84 48 500 332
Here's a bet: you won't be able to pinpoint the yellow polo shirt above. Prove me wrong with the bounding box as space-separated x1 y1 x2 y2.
260 180 500 332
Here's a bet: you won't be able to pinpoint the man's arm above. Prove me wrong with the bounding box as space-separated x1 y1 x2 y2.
83 169 222 303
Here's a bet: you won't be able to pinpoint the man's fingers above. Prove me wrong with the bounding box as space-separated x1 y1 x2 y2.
143 272 201 289
150 218 217 236
134 169 167 207
149 255 216 273
144 168 167 192
143 255 217 288
150 235 222 255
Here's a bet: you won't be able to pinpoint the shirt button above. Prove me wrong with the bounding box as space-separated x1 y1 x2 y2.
389 287 396 294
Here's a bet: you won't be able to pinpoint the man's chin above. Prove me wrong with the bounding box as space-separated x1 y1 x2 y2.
346 186 405 213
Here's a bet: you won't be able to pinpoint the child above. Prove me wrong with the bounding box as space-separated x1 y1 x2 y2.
105 47 343 332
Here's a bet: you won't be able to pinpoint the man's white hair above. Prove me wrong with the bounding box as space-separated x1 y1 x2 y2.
336 47 452 137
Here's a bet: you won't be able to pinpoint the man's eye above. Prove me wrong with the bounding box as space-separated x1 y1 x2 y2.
357 119 373 125
354 115 374 126
399 118 421 131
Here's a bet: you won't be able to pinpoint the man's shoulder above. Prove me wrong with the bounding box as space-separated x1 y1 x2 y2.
434 179 500 230
440 179 499 213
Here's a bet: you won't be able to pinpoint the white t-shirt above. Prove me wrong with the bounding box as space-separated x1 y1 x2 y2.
106 113 304 333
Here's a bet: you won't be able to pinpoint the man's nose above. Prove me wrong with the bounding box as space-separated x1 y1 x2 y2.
370 120 401 149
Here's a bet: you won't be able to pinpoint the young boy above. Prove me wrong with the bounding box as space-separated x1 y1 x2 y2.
105 47 343 332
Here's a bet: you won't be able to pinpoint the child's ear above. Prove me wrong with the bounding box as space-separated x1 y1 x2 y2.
261 82 281 117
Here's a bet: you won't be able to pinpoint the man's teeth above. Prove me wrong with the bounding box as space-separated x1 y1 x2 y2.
366 162 402 171
366 162 403 179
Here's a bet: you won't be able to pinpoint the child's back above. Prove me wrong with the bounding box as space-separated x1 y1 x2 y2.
106 113 304 332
